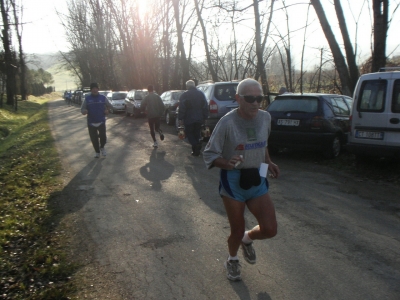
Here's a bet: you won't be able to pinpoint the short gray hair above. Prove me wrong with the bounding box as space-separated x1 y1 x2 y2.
237 78 262 95
186 80 195 88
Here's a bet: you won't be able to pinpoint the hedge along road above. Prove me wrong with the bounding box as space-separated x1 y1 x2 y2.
48 98 400 300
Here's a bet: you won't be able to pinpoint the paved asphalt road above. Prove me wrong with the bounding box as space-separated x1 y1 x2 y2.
48 99 400 300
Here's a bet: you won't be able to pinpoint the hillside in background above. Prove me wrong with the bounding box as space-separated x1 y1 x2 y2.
26 53 78 92
46 63 78 92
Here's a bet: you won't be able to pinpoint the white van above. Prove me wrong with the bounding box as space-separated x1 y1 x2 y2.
347 67 400 158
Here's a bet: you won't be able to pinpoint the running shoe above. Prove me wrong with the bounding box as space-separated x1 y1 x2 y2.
224 259 241 281
153 141 158 148
159 131 164 141
241 242 256 264
94 153 100 158
100 147 107 157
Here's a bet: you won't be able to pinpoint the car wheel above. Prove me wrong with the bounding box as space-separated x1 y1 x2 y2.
125 108 129 116
166 111 175 125
323 136 341 159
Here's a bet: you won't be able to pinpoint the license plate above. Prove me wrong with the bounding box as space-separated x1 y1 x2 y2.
277 119 300 126
355 130 384 140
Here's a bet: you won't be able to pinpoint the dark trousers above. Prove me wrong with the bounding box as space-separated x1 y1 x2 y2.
67 97 72 105
185 122 202 152
88 123 106 153
148 117 161 141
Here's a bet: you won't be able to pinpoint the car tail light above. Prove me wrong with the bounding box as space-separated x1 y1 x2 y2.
174 102 179 108
311 116 324 129
209 100 218 113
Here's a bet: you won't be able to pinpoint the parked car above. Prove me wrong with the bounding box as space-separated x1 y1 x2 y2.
266 93 353 158
81 92 90 104
160 90 185 125
347 67 400 159
107 91 128 113
99 90 112 97
196 81 239 131
124 89 149 118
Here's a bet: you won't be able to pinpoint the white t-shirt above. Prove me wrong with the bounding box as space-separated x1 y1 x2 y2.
203 109 271 169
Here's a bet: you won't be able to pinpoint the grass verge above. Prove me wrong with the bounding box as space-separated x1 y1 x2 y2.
0 94 76 299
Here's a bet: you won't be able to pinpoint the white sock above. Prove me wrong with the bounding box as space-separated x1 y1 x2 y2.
228 255 239 261
242 231 253 244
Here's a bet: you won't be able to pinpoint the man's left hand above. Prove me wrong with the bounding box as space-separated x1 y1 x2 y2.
268 163 280 179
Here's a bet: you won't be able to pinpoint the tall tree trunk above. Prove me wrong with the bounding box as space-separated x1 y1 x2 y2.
334 0 359 92
371 0 388 72
300 3 311 94
172 0 190 88
253 0 271 95
311 0 351 96
194 0 218 82
11 0 27 100
0 0 15 106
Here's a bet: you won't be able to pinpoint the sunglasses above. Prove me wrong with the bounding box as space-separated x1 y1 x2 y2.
239 94 264 103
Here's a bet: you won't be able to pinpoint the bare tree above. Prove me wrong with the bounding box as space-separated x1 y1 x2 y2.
311 0 352 95
371 0 388 72
0 0 16 107
11 0 26 100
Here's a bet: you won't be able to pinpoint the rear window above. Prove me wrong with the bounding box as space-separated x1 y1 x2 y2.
267 96 318 113
112 92 127 100
358 80 386 112
330 97 350 115
214 84 237 101
172 91 184 100
135 91 148 100
392 80 400 113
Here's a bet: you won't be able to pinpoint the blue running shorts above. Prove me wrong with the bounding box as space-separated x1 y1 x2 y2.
219 169 269 202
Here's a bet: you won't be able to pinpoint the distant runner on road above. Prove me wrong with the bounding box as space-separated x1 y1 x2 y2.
203 78 280 281
141 85 165 148
81 83 112 158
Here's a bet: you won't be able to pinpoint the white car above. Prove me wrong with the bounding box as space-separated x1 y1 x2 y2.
107 91 128 113
347 67 400 159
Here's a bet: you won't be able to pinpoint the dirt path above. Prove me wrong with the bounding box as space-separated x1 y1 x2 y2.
49 99 400 300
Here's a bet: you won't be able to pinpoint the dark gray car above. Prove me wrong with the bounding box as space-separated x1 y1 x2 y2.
160 90 185 125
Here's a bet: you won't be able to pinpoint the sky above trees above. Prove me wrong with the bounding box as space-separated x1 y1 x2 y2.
22 0 400 66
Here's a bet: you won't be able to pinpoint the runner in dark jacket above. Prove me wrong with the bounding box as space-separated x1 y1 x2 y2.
178 80 209 156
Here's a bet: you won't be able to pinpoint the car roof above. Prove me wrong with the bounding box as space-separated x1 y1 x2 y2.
197 81 239 86
276 93 348 98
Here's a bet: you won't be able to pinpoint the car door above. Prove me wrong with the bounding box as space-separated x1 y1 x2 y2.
330 96 351 133
353 79 387 145
386 79 400 148
163 92 171 111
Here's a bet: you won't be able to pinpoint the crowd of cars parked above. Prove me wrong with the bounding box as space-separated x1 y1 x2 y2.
64 68 400 160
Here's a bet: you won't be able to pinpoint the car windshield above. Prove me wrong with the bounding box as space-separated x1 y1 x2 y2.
172 91 184 100
214 84 238 101
135 91 148 100
112 92 127 100
268 97 318 113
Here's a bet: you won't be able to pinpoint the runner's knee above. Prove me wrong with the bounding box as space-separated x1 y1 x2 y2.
259 223 277 238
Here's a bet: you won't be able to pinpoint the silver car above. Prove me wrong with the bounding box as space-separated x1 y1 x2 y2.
107 91 128 113
196 81 239 131
125 89 149 118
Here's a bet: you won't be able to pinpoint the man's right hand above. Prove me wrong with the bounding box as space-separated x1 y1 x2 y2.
82 109 88 115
